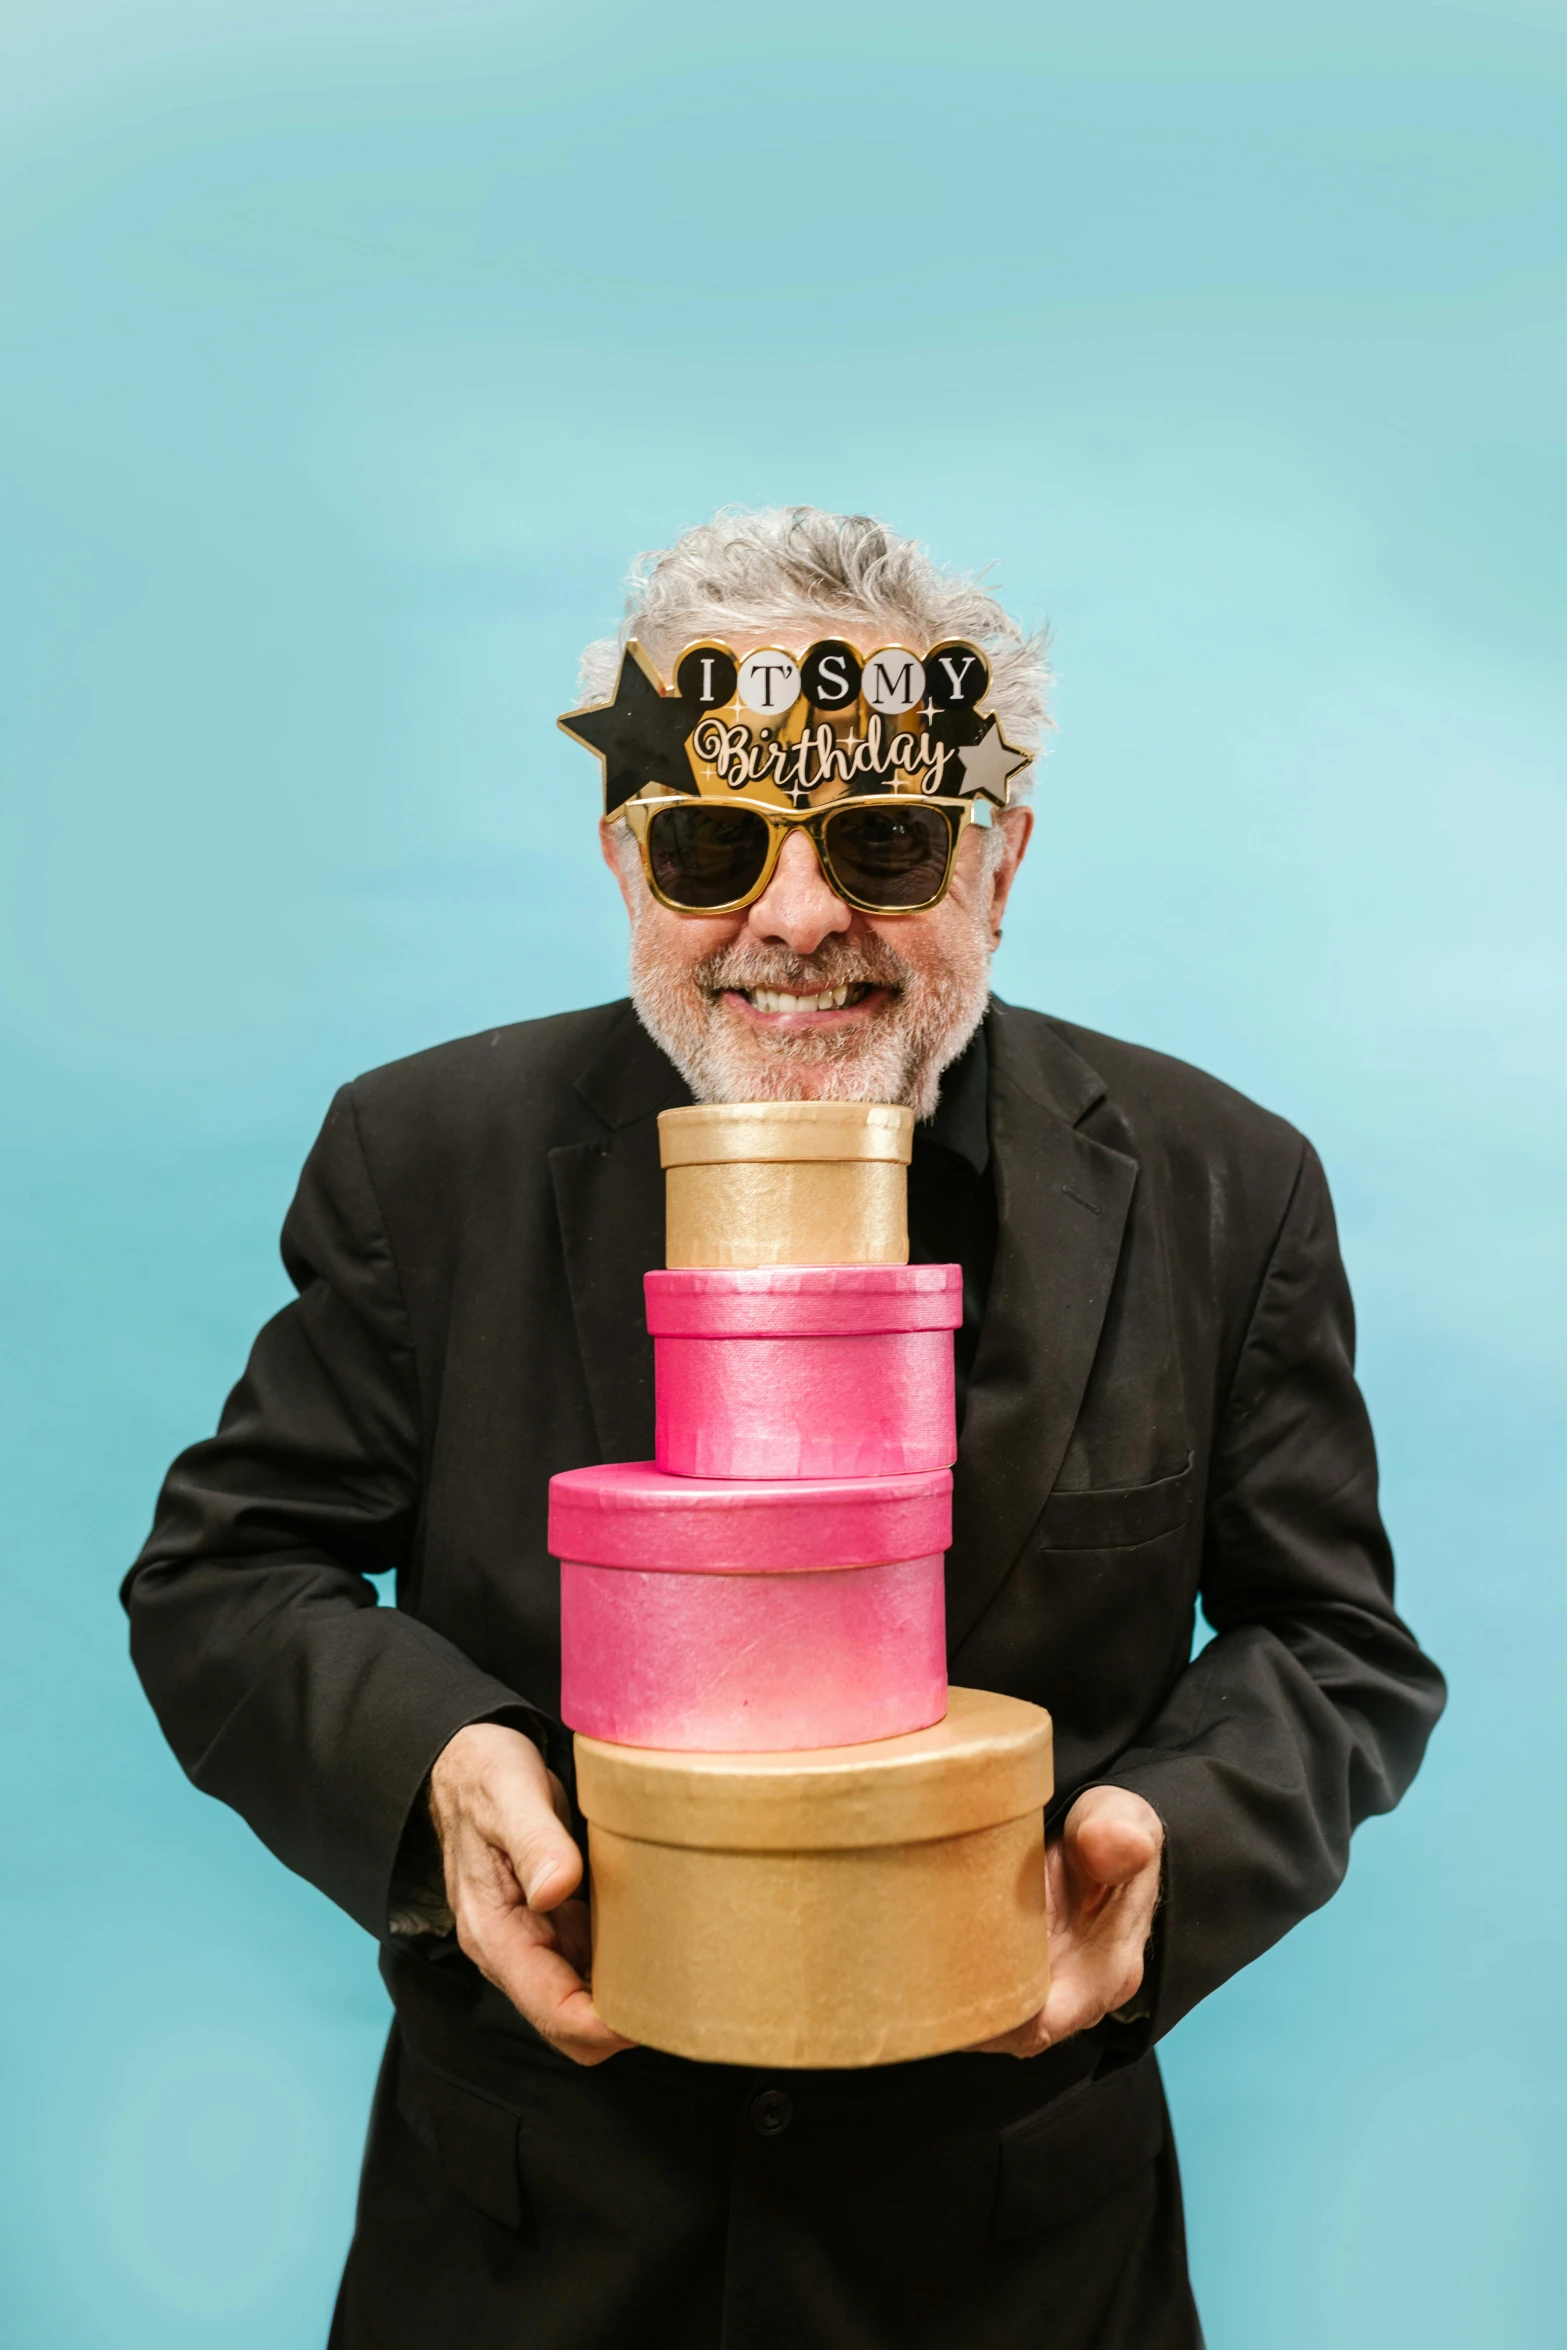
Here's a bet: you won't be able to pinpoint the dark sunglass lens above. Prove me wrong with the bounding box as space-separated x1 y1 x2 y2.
647 804 771 909
824 803 955 908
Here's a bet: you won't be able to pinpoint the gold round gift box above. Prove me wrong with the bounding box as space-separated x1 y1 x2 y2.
576 1687 1053 2070
659 1101 913 1269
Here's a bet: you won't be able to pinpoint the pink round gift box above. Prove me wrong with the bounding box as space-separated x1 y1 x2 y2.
550 1461 951 1752
646 1263 962 1481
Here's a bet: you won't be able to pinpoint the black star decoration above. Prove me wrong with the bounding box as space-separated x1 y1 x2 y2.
558 641 699 814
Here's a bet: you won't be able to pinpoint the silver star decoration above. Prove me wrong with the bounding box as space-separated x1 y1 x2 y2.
954 716 1031 806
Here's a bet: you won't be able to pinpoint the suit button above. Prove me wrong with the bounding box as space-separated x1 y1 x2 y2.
751 2089 793 2137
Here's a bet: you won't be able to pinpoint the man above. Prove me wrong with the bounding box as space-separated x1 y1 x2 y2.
126 506 1444 2349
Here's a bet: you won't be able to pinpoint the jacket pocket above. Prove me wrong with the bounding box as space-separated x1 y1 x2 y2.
1037 1458 1194 1552
395 2045 529 2234
992 2056 1167 2242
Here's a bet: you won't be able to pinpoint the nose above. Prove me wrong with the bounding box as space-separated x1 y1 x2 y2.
746 828 853 956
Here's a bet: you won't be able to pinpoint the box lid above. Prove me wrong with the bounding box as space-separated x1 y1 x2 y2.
548 1461 951 1574
575 1687 1054 1850
659 1101 914 1168
645 1262 962 1338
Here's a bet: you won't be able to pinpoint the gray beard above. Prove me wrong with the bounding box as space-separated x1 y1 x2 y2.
626 923 992 1118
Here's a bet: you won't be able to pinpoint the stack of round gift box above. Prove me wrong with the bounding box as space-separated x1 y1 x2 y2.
549 1102 1053 2069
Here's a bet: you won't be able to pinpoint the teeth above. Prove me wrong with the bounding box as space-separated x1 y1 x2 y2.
744 986 856 1013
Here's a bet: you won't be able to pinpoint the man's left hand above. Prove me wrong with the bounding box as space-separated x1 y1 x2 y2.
974 1785 1164 2058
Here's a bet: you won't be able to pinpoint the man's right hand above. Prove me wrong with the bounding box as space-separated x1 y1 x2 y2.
428 1721 636 2068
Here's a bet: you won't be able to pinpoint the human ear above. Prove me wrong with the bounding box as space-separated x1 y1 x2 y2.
985 807 1033 941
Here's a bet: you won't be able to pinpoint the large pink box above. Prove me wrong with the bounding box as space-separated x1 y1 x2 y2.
646 1264 962 1481
550 1461 950 1751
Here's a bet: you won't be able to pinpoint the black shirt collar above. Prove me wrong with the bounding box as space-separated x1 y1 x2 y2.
919 1020 990 1177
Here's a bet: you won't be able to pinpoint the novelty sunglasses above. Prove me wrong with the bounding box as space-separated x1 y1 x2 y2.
615 793 983 918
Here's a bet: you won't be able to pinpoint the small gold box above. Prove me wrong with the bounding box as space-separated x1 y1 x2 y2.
659 1101 914 1269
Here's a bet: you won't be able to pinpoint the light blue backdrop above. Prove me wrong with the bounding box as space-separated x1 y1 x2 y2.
2 3 1563 2343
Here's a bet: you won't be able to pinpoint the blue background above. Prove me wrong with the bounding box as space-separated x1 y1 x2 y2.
2 3 1563 2342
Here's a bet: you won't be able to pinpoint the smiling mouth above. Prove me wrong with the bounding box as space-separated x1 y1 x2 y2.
725 983 883 1016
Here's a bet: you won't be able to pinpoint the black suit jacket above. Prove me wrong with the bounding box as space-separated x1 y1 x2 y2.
125 998 1444 2347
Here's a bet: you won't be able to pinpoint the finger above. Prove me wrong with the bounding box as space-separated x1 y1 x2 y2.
1038 1974 1107 2045
1068 1807 1160 1889
502 1803 584 1912
548 1893 594 1977
1037 1927 1150 2042
1043 1836 1069 1928
968 2006 1053 2060
465 1902 637 2067
1061 1788 1164 1893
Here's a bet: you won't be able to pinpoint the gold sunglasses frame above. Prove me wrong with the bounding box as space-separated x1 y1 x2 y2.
615 792 985 918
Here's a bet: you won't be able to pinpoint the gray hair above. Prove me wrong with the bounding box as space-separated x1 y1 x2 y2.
577 506 1052 796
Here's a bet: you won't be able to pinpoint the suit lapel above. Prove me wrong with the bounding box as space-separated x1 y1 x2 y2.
550 1009 691 1465
946 1005 1137 1655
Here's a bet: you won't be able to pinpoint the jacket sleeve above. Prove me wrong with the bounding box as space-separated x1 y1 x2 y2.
1106 1140 1446 2040
122 1086 550 1938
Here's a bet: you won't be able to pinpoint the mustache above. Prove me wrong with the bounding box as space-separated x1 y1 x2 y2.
695 934 912 997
